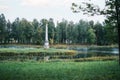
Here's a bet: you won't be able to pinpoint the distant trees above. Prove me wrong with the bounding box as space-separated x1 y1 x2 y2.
66 21 74 44
0 13 117 45
6 20 12 43
87 28 96 44
0 14 6 43
32 19 42 44
48 18 55 44
71 0 119 45
56 19 67 44
11 17 20 43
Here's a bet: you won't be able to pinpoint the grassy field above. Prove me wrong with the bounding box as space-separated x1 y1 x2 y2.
0 61 120 80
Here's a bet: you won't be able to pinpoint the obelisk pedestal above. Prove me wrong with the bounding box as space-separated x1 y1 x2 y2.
44 23 49 49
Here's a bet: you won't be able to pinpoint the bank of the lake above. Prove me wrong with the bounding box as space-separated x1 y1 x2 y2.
0 48 76 61
0 44 118 61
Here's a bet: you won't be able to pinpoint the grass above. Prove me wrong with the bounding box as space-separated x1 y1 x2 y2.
0 48 76 61
73 56 118 62
0 61 120 80
1 44 118 49
0 48 76 55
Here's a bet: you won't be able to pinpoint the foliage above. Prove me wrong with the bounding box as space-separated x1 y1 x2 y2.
0 14 6 43
0 13 118 45
71 0 120 45
71 0 120 63
87 28 96 44
56 19 68 43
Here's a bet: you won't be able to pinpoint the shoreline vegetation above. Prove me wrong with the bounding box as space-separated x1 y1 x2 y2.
0 44 118 62
0 44 118 48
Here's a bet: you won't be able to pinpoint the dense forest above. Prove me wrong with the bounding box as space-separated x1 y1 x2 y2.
0 13 118 45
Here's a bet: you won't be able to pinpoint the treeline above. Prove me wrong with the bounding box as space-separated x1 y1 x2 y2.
0 13 118 45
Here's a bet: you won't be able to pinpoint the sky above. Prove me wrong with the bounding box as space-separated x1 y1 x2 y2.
0 0 106 24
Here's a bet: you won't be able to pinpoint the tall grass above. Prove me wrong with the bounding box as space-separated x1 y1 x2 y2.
0 48 76 54
0 61 120 80
0 48 76 61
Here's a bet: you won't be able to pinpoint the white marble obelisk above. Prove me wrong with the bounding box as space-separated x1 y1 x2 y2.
44 23 49 48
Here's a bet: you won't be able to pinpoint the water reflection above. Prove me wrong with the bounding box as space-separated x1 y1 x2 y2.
69 47 119 58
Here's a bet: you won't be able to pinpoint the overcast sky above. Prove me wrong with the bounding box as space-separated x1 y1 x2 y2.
0 0 106 23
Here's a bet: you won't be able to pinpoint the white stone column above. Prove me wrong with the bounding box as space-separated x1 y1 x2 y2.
44 23 49 48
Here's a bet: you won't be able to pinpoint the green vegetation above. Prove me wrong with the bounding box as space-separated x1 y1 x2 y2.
72 0 119 45
49 56 118 62
0 45 118 61
0 13 118 45
0 61 120 80
0 48 75 55
0 48 76 61
71 0 120 63
0 1 119 80
73 56 118 62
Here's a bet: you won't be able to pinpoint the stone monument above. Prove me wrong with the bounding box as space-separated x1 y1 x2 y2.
44 23 49 48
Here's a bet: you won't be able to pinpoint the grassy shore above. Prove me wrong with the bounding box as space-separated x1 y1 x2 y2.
0 48 76 61
0 61 120 80
0 44 118 48
0 48 76 55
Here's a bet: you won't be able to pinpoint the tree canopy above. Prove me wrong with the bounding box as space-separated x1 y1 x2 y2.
71 0 120 64
0 13 112 45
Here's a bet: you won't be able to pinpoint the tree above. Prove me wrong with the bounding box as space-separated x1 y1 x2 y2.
35 27 43 45
32 19 39 30
56 19 68 43
17 18 25 43
94 22 105 45
89 20 94 29
20 18 34 44
78 20 89 44
32 19 40 44
32 19 43 44
11 17 20 43
71 0 120 64
48 18 55 44
6 20 12 43
87 28 96 44
104 23 117 45
66 21 74 44
0 13 6 43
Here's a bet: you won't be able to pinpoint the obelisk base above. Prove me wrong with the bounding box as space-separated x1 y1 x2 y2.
44 41 49 49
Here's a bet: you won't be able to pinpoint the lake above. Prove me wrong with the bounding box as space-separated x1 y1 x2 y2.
0 45 119 58
68 46 119 58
